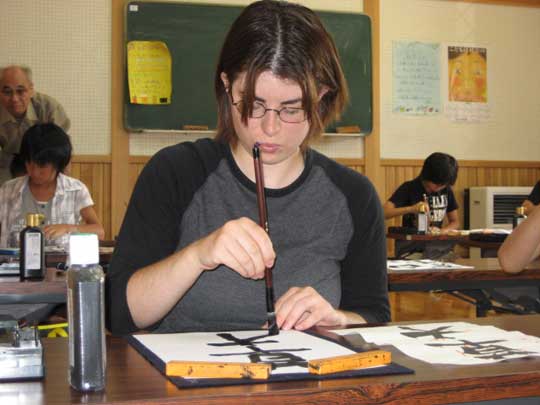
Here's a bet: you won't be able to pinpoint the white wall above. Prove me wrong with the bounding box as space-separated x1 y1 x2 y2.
380 0 540 160
0 0 363 159
0 0 111 155
3 0 539 162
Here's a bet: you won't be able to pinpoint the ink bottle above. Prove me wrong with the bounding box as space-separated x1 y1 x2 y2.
67 233 106 391
416 202 429 234
19 213 45 280
512 206 527 229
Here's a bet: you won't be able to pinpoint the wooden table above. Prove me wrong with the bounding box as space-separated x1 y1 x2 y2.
388 258 540 316
0 246 113 305
387 232 467 243
0 268 66 304
46 246 114 269
388 258 540 291
4 258 538 308
2 315 538 404
386 232 504 258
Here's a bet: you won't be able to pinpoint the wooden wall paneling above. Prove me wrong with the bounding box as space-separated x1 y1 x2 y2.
69 156 112 240
335 158 364 174
363 0 383 197
95 162 112 240
111 0 131 238
128 157 149 200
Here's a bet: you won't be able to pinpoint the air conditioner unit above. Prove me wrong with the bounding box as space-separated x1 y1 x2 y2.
467 186 531 230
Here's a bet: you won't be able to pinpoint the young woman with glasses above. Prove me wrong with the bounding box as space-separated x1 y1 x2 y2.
107 0 389 335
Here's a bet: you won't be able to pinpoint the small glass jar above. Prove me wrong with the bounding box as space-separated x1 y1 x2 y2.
8 218 26 248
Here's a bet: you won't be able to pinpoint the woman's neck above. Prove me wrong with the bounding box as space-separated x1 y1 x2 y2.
232 145 305 189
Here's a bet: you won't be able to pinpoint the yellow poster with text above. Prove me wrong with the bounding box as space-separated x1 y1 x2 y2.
127 41 172 104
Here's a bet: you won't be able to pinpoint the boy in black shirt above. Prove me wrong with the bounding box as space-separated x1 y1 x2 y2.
384 152 459 258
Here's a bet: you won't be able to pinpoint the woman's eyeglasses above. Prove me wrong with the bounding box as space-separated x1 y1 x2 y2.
230 96 307 124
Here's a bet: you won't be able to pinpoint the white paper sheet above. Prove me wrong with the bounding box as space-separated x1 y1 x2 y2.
133 330 356 375
388 259 474 271
334 322 540 365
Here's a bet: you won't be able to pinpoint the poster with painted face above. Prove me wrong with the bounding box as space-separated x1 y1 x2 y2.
448 46 487 103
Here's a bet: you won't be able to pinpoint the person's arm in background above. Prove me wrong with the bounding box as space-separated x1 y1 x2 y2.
440 209 460 233
383 200 424 220
498 204 540 274
42 206 105 240
77 206 105 239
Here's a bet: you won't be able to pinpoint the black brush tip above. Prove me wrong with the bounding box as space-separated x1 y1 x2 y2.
267 314 280 336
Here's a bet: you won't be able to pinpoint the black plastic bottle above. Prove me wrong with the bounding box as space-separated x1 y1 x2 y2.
67 233 106 391
512 206 527 229
19 213 45 280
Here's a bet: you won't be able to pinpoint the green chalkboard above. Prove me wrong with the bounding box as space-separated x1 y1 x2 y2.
125 2 372 134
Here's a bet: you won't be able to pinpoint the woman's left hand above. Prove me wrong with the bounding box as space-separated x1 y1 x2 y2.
274 286 346 331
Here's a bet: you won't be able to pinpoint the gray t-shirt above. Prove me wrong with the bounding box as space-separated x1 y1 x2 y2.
21 186 52 223
107 139 389 334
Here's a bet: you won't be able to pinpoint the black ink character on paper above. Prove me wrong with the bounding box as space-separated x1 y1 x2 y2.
398 325 464 340
427 339 534 361
208 333 310 370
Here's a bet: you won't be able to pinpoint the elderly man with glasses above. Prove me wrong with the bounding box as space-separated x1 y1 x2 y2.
0 65 70 184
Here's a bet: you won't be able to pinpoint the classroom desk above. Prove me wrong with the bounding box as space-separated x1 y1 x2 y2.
2 315 538 404
387 232 466 243
0 268 66 304
46 246 114 268
386 232 504 258
0 245 114 305
388 258 540 316
388 258 540 292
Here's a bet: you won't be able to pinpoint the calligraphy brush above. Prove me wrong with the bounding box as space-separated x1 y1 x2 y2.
252 142 280 336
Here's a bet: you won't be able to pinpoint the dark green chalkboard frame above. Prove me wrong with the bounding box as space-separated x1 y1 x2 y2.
125 2 372 134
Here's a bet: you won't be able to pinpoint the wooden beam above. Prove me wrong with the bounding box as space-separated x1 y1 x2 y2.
72 155 112 164
456 0 540 6
111 0 130 238
363 0 383 198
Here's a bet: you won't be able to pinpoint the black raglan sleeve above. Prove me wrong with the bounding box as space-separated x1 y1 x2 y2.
105 140 220 335
321 158 390 323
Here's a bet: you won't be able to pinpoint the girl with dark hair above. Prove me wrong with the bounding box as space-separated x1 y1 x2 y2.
0 123 104 247
107 0 388 335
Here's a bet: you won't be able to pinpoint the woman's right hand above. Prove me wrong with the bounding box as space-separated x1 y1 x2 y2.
192 217 275 279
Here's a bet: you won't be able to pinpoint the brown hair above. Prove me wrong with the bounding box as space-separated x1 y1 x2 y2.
214 0 348 149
